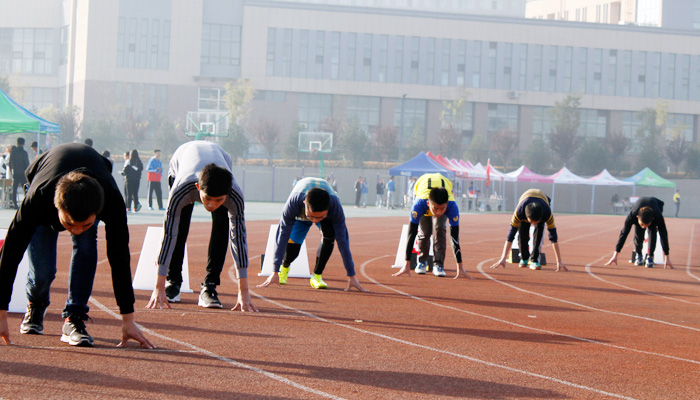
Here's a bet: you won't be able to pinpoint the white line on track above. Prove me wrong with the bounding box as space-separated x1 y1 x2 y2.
239 257 639 399
686 223 700 282
478 257 700 332
362 255 700 366
89 297 347 400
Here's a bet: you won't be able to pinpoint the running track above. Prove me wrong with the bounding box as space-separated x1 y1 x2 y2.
1 213 699 399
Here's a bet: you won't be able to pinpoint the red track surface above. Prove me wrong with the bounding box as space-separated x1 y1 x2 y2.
1 214 699 399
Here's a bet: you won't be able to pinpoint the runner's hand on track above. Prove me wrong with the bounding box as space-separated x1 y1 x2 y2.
490 258 506 269
257 273 280 288
345 276 369 292
118 313 156 349
556 263 569 272
232 290 259 312
603 252 618 266
392 261 411 277
0 311 14 345
146 287 171 309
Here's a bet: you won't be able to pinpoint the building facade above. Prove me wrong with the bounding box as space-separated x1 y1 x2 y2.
1 0 699 169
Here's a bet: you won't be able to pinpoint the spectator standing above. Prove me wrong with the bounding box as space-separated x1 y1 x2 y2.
9 137 29 209
354 176 362 208
123 149 143 213
361 177 368 207
376 178 384 208
386 176 396 209
673 190 680 217
146 150 165 210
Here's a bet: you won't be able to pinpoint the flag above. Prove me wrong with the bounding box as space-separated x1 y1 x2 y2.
485 158 491 187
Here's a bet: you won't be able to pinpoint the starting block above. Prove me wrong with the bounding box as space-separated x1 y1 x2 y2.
641 230 663 265
507 226 547 265
133 226 193 293
1 229 30 313
391 224 434 270
259 224 311 278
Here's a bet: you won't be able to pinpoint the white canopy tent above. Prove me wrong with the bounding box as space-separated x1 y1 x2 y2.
587 169 634 214
547 167 593 212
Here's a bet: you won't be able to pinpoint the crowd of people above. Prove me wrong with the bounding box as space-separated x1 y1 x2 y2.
0 139 678 350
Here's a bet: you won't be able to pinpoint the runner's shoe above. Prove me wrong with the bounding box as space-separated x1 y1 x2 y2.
198 284 223 308
645 255 654 268
165 281 181 303
279 265 290 285
20 303 46 335
432 264 446 277
61 317 94 347
310 274 328 289
518 259 528 268
528 261 542 270
632 252 643 266
414 262 427 274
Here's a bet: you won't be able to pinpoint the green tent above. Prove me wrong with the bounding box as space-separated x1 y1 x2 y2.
623 167 676 188
0 88 60 135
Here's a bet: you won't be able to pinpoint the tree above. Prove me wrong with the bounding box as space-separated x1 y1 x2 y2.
318 116 346 161
373 125 398 164
121 111 149 150
684 145 700 178
282 121 303 166
39 105 82 144
403 124 426 161
339 118 368 168
489 128 519 170
465 134 488 164
0 76 9 93
524 137 551 174
438 127 462 159
153 115 186 160
251 117 280 166
635 107 665 172
605 130 630 174
664 133 688 174
548 94 582 166
223 78 257 126
574 139 609 176
219 124 250 164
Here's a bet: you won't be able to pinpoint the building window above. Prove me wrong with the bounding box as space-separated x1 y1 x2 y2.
346 96 381 135
592 48 602 94
649 52 661 98
531 44 542 91
578 109 608 138
347 33 356 80
441 39 451 86
486 41 497 89
9 28 54 75
117 17 170 70
457 40 467 86
266 28 276 76
198 87 226 111
283 29 293 77
331 32 341 80
362 34 372 81
394 36 404 83
518 44 527 90
298 93 333 131
201 23 242 67
607 49 617 95
487 103 518 134
426 38 436 85
636 51 646 97
394 98 427 143
548 46 557 92
299 30 309 78
666 54 675 98
471 40 482 88
441 100 473 133
60 26 69 65
667 114 694 142
622 111 642 151
410 36 420 84
679 54 690 100
532 106 554 139
621 50 631 96
255 90 287 102
24 87 54 111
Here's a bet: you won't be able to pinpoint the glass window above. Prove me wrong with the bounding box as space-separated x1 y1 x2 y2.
201 23 242 68
394 36 404 83
347 96 381 134
298 93 333 131
331 31 341 80
299 30 309 79
487 103 518 134
532 106 554 138
266 28 276 76
471 41 482 88
441 39 451 86
578 109 608 138
410 36 420 84
394 98 427 143
608 49 617 95
362 34 372 81
666 113 694 142
347 33 356 80
198 87 226 111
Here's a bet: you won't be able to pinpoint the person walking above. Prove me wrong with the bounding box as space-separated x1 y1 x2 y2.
673 190 680 217
9 137 29 209
376 178 384 208
386 176 396 209
146 150 165 210
123 149 143 213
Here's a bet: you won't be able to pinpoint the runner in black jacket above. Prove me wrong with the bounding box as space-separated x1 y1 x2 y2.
604 197 673 269
0 143 155 348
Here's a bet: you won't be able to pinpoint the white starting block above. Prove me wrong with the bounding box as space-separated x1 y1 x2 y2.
133 226 193 292
391 224 434 268
508 226 546 264
1 229 30 313
259 224 311 278
641 230 664 265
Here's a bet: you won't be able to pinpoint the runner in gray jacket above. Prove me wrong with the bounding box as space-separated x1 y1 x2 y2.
146 141 257 311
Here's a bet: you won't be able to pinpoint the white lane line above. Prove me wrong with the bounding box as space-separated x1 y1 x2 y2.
686 223 700 282
585 264 700 305
89 297 346 400
477 257 700 332
361 255 700 366
239 259 639 400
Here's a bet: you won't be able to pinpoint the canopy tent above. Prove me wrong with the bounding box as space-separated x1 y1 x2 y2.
388 152 455 178
506 166 554 209
587 169 634 214
547 167 592 212
0 89 60 135
623 167 676 191
426 152 461 177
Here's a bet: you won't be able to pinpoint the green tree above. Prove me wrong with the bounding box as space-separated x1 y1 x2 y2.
524 137 551 174
251 117 280 166
223 78 257 126
465 134 488 164
574 139 609 176
635 107 665 172
220 124 249 164
605 130 630 174
339 118 368 167
39 105 82 144
489 128 519 170
548 94 582 166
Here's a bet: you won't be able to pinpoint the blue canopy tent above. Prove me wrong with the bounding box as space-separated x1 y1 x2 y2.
388 152 455 178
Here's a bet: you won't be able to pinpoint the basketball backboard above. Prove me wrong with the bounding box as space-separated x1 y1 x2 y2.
186 111 230 139
298 131 333 153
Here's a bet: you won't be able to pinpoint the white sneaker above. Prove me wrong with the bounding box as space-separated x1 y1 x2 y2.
414 262 427 274
432 265 446 277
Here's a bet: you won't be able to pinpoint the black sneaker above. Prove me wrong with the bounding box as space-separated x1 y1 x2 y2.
60 317 94 347
165 281 181 303
20 303 46 335
198 284 223 308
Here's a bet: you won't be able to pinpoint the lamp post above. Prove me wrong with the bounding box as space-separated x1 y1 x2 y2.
399 93 407 161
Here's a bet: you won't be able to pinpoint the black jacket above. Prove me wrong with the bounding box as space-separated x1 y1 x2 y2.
0 143 135 314
615 197 669 255
9 145 29 180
